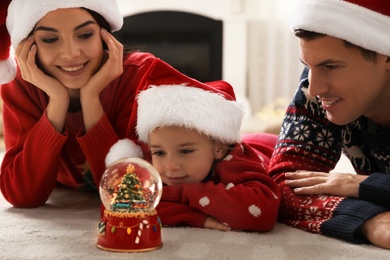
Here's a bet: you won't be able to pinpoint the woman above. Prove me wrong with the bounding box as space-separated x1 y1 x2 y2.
0 0 164 208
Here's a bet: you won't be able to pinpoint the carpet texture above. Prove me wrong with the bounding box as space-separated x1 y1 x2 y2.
1 186 389 260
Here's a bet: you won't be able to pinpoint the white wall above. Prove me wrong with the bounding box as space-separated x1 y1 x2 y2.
246 0 304 112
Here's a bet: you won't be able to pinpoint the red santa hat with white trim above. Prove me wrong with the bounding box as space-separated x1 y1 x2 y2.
291 0 390 56
105 59 244 166
0 0 123 85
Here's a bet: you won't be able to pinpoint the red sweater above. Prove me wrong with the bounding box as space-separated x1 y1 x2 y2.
156 133 281 232
0 52 158 207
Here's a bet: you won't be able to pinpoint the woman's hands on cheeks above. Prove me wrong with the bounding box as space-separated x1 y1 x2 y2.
80 29 124 131
16 36 69 132
81 29 123 97
16 36 69 99
285 170 368 197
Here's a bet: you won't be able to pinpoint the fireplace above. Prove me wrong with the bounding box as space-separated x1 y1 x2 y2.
117 0 250 114
114 11 222 82
115 0 304 121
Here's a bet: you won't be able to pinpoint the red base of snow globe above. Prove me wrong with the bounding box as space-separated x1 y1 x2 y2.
97 209 162 252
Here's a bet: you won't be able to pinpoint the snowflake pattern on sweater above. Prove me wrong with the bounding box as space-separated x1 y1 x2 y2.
269 69 390 243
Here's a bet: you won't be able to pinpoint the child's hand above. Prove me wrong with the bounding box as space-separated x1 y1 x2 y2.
204 217 231 231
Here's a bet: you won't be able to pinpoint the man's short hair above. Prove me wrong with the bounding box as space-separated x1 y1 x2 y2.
294 29 377 62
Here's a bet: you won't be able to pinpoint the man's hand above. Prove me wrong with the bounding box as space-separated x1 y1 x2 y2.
362 212 390 249
285 170 368 197
204 217 231 231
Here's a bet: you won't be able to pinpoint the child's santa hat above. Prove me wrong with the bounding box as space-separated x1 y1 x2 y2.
291 0 390 56
0 0 123 85
105 59 244 166
136 60 244 145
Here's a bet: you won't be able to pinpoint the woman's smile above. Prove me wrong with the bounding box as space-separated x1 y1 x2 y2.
57 61 89 77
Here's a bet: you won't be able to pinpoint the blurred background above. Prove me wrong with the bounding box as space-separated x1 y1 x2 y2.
0 0 303 149
115 0 303 117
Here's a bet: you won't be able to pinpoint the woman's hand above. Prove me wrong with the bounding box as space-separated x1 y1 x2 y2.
80 29 124 131
15 36 69 132
15 36 68 99
204 217 232 231
81 29 123 96
285 170 368 197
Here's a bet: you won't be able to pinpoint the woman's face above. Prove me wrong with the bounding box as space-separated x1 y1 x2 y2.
149 126 225 186
33 8 104 89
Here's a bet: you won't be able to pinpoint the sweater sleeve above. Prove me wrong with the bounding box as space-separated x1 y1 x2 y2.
268 69 389 244
161 136 280 232
0 77 67 207
77 113 118 187
156 201 207 228
77 53 158 187
359 173 390 208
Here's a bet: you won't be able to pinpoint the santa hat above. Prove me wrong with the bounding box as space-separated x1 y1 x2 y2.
136 62 244 145
291 0 390 56
0 0 123 85
136 83 244 144
0 0 14 84
105 59 244 166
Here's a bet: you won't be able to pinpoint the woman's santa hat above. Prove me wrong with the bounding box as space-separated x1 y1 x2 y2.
291 0 390 56
0 0 123 84
105 59 244 166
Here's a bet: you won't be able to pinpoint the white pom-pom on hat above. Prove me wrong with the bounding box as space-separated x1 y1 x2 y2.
0 53 16 85
0 0 13 84
105 139 143 167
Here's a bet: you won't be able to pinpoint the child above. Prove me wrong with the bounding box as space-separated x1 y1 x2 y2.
106 60 281 232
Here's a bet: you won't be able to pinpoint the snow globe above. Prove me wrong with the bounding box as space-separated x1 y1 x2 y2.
96 157 163 252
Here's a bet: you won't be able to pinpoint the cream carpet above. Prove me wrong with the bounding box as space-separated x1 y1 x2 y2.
1 185 389 259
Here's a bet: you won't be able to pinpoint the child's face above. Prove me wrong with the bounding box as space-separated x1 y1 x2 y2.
299 35 390 126
149 126 225 185
33 8 104 89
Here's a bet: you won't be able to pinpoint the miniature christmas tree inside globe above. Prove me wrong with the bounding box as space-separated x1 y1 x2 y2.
100 157 162 213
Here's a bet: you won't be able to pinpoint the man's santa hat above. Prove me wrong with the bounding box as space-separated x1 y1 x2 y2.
0 0 123 84
105 59 244 166
291 0 390 56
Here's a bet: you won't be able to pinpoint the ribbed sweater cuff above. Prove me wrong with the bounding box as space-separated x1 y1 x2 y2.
34 113 67 154
77 113 117 155
161 185 183 202
360 173 390 208
187 213 208 228
321 198 388 244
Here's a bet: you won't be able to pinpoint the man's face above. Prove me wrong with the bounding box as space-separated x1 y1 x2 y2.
299 35 390 127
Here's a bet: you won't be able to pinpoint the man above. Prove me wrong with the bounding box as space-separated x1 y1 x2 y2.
268 0 390 249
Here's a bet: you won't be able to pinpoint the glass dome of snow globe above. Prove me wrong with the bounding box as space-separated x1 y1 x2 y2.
99 157 162 213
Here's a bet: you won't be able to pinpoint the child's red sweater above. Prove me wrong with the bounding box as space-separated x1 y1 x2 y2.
157 133 281 232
